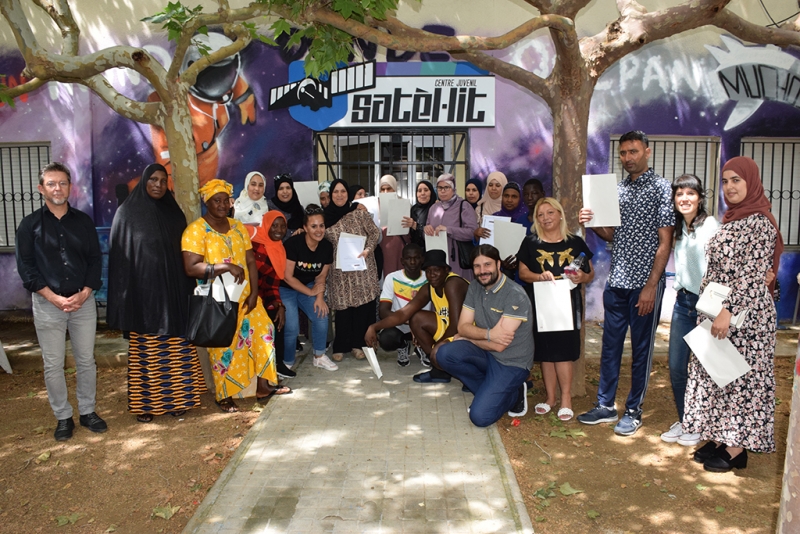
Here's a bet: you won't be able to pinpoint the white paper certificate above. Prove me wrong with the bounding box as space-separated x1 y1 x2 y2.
493 220 527 259
478 215 511 246
533 279 573 332
336 232 367 271
683 320 751 388
294 181 320 208
353 196 380 227
362 346 383 379
384 197 411 236
582 174 621 227
424 230 449 265
379 193 397 227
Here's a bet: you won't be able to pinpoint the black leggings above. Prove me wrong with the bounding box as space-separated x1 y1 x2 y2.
333 301 376 353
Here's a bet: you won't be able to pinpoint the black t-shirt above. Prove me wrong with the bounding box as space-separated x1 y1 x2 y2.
281 233 334 287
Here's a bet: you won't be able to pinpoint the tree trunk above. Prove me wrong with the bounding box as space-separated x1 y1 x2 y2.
550 82 594 398
162 84 201 222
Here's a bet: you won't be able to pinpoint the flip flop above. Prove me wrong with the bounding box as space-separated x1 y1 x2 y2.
169 410 187 417
558 407 574 421
257 385 293 403
136 414 154 423
534 403 552 415
413 371 451 384
332 353 344 362
352 349 366 360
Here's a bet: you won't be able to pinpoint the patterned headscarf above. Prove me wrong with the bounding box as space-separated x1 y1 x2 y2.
199 179 233 203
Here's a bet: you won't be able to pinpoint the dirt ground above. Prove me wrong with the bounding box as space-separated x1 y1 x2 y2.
0 317 797 533
499 327 798 534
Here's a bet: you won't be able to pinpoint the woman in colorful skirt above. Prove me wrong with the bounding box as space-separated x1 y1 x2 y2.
182 179 290 413
107 163 205 423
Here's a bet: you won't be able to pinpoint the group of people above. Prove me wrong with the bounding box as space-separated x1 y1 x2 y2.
17 128 782 475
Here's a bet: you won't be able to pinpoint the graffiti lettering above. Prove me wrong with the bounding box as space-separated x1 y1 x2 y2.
350 87 486 124
718 64 800 108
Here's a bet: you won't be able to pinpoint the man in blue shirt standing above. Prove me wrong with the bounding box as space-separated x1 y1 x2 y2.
577 131 675 436
16 162 106 442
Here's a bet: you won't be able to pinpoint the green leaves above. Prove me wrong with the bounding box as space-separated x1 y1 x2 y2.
549 428 586 439
533 481 556 500
559 482 583 496
587 509 600 519
152 504 180 520
55 513 81 526
142 2 206 42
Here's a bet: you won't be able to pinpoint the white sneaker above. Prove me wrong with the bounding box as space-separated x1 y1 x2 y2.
677 432 701 447
660 421 683 443
313 354 338 371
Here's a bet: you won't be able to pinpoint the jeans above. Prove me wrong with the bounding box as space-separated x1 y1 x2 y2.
32 292 97 420
667 290 698 421
436 340 530 428
279 284 329 365
597 280 665 413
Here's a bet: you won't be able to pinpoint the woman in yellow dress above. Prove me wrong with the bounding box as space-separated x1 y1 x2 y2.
182 179 290 412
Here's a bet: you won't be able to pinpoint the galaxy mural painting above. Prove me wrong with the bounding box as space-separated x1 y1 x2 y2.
0 30 798 319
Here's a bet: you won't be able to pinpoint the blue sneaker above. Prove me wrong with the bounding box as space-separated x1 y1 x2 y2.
577 404 618 425
614 409 642 436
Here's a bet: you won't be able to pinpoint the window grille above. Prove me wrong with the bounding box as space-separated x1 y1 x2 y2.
609 136 721 214
740 138 800 247
315 131 469 199
0 143 50 249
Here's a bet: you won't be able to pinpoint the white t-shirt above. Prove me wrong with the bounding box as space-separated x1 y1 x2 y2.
380 269 431 334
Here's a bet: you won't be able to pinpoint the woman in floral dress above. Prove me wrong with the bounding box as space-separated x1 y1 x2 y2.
683 157 783 473
182 179 290 412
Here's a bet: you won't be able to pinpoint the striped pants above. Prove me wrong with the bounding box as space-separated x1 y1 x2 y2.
596 280 665 413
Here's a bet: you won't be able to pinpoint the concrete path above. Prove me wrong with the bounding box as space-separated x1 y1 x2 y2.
183 350 534 534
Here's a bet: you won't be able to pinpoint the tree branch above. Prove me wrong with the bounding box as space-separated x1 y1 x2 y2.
452 50 554 106
80 75 161 124
713 9 800 46
179 25 251 86
583 0 733 78
31 0 79 55
1 76 46 99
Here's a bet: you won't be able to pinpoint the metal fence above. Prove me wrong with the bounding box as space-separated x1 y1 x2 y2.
610 136 722 215
740 138 800 247
315 131 469 199
0 143 50 249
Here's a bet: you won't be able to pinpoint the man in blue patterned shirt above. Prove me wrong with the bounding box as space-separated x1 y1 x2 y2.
577 131 675 436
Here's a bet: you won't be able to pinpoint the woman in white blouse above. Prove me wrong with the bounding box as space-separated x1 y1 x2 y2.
660 174 719 446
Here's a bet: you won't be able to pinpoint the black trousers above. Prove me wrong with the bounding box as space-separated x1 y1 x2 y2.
333 301 376 353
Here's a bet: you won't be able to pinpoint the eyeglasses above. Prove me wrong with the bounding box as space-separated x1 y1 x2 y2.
44 181 70 189
437 185 453 191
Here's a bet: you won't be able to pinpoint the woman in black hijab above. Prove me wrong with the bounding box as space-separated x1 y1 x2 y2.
403 179 437 249
271 173 305 236
107 163 204 423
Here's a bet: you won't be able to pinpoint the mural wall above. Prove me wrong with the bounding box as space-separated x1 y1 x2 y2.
0 25 798 321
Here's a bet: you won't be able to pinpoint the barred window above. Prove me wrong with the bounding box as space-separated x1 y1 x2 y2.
609 136 721 215
0 143 50 249
740 138 800 247
315 131 469 198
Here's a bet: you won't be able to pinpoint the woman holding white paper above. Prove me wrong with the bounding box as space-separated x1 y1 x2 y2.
518 198 594 421
324 179 381 362
378 175 407 276
683 157 783 473
424 174 478 280
660 175 719 447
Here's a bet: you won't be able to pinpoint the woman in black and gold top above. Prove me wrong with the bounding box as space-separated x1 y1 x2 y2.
518 197 594 421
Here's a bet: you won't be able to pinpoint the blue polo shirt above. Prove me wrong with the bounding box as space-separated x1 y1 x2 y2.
608 168 675 289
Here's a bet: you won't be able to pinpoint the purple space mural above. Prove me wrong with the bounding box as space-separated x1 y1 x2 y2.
0 32 798 321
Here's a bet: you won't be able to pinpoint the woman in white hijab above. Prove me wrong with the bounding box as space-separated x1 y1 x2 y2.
474 171 507 239
233 171 276 225
378 174 406 275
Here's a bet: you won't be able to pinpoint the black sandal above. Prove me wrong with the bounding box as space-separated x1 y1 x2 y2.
169 410 187 417
136 414 154 423
256 385 293 403
215 398 239 413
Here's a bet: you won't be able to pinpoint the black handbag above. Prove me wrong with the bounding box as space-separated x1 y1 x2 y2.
455 200 475 269
186 274 239 348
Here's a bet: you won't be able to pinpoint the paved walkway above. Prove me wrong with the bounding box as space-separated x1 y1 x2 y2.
183 349 534 534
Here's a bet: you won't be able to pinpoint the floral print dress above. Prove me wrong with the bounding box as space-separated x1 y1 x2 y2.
182 218 277 400
683 214 777 452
